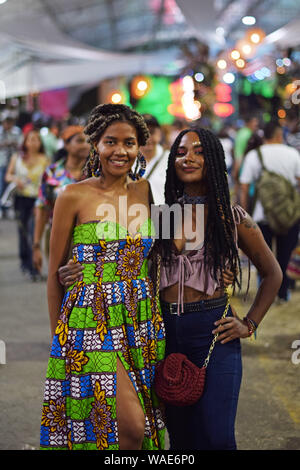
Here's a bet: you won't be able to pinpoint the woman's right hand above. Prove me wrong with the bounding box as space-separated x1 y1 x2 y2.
58 259 83 287
33 247 43 272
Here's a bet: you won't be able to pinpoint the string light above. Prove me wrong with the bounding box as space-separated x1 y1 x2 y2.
278 109 286 119
242 16 256 25
217 59 227 70
250 33 260 44
231 50 240 60
223 73 235 84
236 58 245 68
111 92 122 104
131 76 151 99
242 44 252 55
194 72 204 82
277 66 286 74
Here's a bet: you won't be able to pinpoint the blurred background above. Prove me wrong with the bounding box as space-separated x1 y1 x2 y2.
0 0 300 131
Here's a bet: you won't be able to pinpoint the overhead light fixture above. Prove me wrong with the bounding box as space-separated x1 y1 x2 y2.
236 58 245 69
278 109 286 119
216 27 225 36
0 0 7 4
137 80 148 92
194 72 204 82
231 50 240 60
283 57 291 66
217 59 227 70
223 73 235 84
111 92 123 104
242 44 252 55
242 16 256 25
250 33 260 44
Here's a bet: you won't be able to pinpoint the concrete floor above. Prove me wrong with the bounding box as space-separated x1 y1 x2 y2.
0 218 299 450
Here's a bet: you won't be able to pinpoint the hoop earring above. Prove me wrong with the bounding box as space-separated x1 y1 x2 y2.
128 152 146 181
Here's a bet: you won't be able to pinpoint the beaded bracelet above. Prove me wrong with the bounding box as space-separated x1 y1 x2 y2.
243 316 258 339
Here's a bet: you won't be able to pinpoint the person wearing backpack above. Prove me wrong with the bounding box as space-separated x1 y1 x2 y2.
240 121 300 303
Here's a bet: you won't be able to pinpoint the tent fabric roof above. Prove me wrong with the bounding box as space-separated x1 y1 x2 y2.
0 0 300 98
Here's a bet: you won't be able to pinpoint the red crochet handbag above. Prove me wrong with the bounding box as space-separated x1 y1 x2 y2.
154 290 230 406
153 255 230 407
154 353 206 407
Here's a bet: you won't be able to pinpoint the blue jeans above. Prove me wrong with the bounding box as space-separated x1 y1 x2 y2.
162 302 242 450
14 195 37 274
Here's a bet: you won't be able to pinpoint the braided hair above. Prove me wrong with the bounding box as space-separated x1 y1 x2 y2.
83 104 150 177
161 127 242 290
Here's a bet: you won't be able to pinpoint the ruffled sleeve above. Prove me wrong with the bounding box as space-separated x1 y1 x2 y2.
231 204 248 243
231 204 248 224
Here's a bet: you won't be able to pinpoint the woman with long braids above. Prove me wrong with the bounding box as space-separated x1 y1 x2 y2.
40 104 166 450
156 128 282 449
59 126 282 450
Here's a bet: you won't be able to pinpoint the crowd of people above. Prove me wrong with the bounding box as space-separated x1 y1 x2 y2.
0 103 299 450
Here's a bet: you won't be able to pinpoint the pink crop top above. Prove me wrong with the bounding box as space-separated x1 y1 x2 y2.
159 205 248 312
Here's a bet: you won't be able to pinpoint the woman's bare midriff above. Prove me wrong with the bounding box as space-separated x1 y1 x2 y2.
161 284 225 303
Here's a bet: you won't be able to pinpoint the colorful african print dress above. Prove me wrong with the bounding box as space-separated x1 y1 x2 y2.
40 220 166 450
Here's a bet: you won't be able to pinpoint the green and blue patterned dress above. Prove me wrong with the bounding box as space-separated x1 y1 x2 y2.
40 220 166 450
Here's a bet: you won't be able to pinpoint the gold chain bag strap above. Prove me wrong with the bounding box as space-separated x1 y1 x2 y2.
154 253 231 407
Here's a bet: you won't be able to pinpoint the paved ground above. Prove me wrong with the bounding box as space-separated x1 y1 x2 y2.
0 218 300 450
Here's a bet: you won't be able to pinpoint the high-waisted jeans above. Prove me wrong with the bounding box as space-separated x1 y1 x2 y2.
161 301 242 450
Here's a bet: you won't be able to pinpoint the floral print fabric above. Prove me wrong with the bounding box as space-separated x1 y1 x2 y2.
40 220 166 450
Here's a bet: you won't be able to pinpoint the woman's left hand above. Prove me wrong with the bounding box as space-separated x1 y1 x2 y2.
212 305 249 343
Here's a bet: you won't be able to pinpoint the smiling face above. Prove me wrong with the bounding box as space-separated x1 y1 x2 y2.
96 121 139 179
174 131 207 187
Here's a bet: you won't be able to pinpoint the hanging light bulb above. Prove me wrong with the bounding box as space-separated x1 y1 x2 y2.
231 50 240 60
242 16 256 25
236 58 245 69
217 59 227 70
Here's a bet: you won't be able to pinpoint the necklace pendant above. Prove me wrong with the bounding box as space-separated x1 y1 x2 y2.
182 192 208 204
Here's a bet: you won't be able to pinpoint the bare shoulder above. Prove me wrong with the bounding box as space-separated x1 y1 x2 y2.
134 177 150 192
63 177 97 194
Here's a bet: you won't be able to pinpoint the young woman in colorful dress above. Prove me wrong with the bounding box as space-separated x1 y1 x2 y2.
40 104 166 451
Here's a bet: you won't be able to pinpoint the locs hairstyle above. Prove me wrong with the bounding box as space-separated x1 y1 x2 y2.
83 104 150 178
162 127 242 289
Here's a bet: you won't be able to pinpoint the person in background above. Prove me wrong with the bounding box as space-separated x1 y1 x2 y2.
284 115 300 153
0 115 22 217
140 114 169 205
32 126 89 274
240 121 300 303
5 130 49 280
40 121 60 160
218 126 234 192
232 116 259 201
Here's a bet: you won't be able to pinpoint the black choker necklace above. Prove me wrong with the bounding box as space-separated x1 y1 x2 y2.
182 192 208 204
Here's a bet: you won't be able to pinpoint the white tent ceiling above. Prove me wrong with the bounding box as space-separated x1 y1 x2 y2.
0 0 300 98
